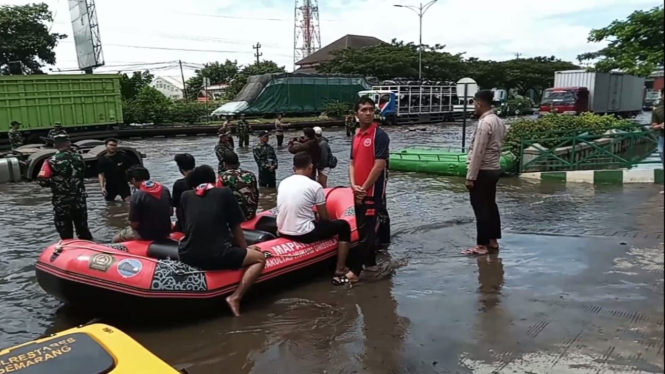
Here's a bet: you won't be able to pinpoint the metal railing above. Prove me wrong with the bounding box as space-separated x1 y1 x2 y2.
518 125 660 173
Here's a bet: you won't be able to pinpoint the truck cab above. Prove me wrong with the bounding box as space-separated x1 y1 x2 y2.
539 86 590 115
358 90 398 125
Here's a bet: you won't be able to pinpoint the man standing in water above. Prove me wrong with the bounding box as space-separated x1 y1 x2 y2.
47 122 67 139
651 87 664 195
215 133 234 175
98 138 133 202
219 151 259 220
236 114 251 148
349 97 390 275
274 114 286 147
463 90 506 256
253 131 278 188
178 165 266 316
37 134 93 240
8 121 23 150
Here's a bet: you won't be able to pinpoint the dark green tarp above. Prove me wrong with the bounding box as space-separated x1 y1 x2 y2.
240 73 373 115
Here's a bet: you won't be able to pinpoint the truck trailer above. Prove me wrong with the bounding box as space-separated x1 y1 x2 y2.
0 74 124 137
540 70 645 117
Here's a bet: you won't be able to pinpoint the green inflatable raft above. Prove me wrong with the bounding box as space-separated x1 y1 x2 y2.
389 146 517 177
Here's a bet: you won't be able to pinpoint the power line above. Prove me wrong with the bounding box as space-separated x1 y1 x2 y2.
101 43 291 57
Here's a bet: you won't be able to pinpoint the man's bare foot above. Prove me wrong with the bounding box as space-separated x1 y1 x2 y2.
226 296 241 317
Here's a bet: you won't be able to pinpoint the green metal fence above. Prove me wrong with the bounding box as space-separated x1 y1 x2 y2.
518 125 660 173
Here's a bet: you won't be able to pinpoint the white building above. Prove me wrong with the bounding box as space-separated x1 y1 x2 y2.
151 76 184 100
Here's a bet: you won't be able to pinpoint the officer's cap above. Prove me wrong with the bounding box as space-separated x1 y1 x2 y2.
10 121 20 126
257 130 270 138
54 122 62 127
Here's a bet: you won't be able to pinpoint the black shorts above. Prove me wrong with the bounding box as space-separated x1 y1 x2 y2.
105 183 131 201
356 195 383 247
180 245 248 271
280 219 352 243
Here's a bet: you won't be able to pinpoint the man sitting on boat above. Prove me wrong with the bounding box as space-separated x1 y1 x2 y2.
113 165 173 243
177 165 266 317
276 152 356 286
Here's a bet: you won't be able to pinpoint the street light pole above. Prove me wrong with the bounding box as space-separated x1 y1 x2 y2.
395 1 438 80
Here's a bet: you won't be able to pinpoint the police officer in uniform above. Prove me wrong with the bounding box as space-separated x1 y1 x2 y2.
252 130 278 188
37 134 93 240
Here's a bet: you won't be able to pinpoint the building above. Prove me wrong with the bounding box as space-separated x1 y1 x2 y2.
645 69 664 92
295 34 384 73
151 76 184 100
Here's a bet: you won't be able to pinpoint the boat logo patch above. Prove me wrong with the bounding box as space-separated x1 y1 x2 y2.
89 253 115 272
364 138 372 147
117 259 143 278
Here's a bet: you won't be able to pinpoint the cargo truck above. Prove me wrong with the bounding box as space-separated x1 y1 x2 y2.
0 75 143 184
0 74 124 140
539 70 645 117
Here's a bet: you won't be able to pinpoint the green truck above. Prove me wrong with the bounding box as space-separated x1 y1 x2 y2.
0 74 123 138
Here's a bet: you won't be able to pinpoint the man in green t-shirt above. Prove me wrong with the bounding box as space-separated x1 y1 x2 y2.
651 87 664 194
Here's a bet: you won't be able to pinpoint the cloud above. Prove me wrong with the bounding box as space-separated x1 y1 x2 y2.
5 0 662 79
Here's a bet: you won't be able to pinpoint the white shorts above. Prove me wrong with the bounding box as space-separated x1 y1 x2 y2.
319 168 331 177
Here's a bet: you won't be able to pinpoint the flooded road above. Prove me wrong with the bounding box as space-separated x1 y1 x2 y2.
1 120 663 373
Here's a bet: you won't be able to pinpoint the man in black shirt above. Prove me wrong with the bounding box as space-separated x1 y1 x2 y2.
98 138 133 202
113 166 173 243
172 153 195 232
178 165 266 316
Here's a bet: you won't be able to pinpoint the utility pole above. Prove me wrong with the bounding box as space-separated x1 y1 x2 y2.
394 1 438 80
179 60 187 99
514 53 522 59
253 43 263 65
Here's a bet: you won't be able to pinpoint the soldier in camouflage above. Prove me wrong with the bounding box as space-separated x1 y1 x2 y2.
8 121 23 150
214 133 235 175
252 131 278 188
236 114 251 148
345 111 356 137
47 122 68 140
37 134 93 240
218 151 259 221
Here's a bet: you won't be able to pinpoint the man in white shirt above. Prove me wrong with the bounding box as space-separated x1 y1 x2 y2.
277 152 356 285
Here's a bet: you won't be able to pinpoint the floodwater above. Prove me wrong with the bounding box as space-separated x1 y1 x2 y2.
1 117 663 374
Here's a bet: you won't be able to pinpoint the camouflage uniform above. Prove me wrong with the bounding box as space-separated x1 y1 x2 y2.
214 139 235 175
8 128 23 150
47 127 68 139
219 167 259 220
345 115 356 137
236 119 251 148
253 142 278 188
37 148 93 240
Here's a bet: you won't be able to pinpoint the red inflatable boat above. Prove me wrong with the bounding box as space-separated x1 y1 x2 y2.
35 187 357 312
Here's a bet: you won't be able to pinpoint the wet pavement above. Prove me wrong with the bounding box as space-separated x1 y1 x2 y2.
0 121 663 374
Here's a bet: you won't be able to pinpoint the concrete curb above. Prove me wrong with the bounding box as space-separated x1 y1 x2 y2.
520 169 664 184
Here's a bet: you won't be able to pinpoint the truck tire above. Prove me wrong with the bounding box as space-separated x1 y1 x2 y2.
386 114 398 126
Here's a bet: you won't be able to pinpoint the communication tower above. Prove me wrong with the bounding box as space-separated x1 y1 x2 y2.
293 0 321 66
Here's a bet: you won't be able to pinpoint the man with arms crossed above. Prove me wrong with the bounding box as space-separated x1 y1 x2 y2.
277 152 355 285
98 138 133 202
178 165 266 316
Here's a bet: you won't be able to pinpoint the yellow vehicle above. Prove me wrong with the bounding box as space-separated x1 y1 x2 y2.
0 323 182 374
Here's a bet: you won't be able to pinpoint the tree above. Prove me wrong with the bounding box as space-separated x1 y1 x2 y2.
123 86 171 125
578 6 664 77
0 3 66 74
119 71 154 101
185 60 240 100
500 57 578 101
317 39 466 81
224 60 286 100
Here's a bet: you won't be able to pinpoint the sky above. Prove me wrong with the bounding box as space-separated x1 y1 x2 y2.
5 0 663 81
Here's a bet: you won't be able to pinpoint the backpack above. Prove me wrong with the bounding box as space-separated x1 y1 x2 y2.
328 153 338 169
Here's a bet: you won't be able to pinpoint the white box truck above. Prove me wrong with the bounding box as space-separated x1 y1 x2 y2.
540 70 645 117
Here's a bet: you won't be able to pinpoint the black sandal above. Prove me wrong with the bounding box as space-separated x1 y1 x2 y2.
332 275 350 286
